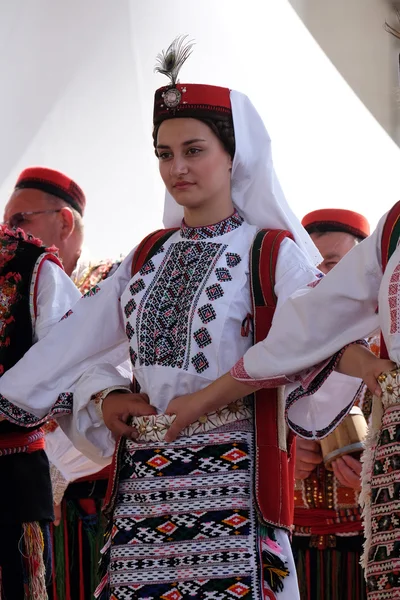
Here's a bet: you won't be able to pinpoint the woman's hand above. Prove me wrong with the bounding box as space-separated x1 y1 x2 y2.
164 373 259 442
164 391 208 442
337 344 396 396
295 438 323 479
102 392 156 438
361 358 396 397
331 455 362 491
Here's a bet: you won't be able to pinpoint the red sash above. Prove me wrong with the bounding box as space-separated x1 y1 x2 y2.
0 428 45 455
294 507 363 535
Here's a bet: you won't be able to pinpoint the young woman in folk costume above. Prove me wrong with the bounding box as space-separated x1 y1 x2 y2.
0 37 333 599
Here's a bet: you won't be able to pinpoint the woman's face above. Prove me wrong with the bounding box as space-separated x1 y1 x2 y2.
156 118 232 211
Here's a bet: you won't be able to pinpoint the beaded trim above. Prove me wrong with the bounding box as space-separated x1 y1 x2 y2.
29 253 46 331
376 369 400 408
180 211 244 240
30 253 63 334
131 398 251 442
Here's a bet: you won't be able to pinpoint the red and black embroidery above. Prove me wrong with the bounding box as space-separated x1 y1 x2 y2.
180 211 244 240
0 226 62 428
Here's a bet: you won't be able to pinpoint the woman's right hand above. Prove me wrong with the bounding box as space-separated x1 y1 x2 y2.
102 392 156 438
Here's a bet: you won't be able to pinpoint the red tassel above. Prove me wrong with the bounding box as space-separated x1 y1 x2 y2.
21 523 47 599
78 498 97 515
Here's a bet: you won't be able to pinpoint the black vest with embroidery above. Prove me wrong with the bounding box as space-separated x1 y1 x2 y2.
0 229 54 523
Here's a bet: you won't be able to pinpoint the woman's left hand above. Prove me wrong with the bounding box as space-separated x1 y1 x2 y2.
165 391 208 442
164 373 259 442
361 357 396 397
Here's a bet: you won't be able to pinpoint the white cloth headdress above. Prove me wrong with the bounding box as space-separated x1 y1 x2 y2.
162 90 322 266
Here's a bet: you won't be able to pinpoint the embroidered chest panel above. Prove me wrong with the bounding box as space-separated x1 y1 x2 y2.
0 230 49 376
122 235 248 376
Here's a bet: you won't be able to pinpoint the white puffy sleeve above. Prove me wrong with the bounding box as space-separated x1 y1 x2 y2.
377 238 400 363
34 259 81 341
0 248 136 448
231 215 385 438
46 424 110 481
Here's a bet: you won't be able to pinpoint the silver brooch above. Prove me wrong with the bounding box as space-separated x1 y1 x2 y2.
163 88 182 108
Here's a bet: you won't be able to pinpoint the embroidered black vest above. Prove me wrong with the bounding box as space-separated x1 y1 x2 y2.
0 228 58 523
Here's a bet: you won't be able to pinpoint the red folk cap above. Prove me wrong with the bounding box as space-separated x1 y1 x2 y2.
302 208 370 240
153 83 232 126
15 167 86 216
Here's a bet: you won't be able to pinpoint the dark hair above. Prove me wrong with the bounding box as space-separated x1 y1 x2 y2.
153 117 236 158
306 224 363 243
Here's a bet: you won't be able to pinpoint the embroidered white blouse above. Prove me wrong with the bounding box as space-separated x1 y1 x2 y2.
0 214 321 463
232 208 400 438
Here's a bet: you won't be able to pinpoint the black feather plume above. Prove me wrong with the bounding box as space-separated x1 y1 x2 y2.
154 35 195 86
384 7 400 40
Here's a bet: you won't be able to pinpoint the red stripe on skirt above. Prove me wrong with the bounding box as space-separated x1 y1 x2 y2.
78 519 85 600
63 507 71 600
50 522 58 600
306 551 311 600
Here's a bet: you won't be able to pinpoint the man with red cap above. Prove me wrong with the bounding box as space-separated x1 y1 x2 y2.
3 167 120 599
4 166 86 276
292 208 371 600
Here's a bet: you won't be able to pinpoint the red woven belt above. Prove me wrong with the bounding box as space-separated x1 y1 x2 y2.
0 428 45 456
294 507 363 535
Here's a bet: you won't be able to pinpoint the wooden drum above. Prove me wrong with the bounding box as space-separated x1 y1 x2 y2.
320 406 368 470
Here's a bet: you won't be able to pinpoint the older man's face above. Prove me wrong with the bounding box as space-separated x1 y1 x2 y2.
311 231 358 274
3 189 63 247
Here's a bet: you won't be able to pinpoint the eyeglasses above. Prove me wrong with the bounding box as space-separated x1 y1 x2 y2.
4 209 62 229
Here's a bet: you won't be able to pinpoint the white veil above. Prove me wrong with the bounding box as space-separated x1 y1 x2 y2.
163 90 322 266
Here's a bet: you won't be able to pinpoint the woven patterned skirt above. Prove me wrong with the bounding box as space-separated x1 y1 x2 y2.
95 419 299 600
360 370 400 600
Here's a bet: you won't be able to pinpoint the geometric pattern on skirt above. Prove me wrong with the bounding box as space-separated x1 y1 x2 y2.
361 370 400 600
367 403 400 599
103 424 286 599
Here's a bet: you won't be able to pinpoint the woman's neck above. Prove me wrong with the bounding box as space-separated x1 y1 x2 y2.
183 200 235 228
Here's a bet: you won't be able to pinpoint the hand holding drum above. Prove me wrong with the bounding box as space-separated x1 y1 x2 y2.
320 406 368 470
